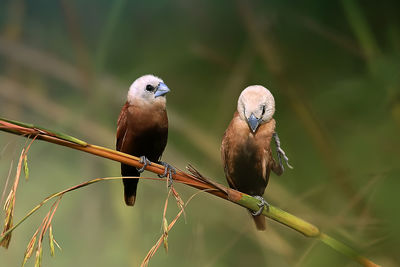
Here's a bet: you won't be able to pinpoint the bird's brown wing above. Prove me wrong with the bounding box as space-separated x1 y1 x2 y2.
116 102 128 152
268 147 283 176
221 126 237 189
116 103 140 206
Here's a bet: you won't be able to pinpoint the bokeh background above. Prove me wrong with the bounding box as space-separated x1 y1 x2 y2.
0 0 399 266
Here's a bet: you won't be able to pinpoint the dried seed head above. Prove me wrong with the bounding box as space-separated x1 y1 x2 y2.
23 155 29 180
0 190 15 248
49 226 55 257
22 229 39 266
162 218 169 253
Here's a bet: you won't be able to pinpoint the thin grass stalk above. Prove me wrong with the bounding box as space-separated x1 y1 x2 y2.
141 189 214 267
0 176 160 241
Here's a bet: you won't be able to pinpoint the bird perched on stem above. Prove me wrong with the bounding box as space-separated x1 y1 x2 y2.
116 74 173 206
221 85 291 230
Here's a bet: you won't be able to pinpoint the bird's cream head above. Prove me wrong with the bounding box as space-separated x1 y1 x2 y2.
237 85 275 133
127 74 170 106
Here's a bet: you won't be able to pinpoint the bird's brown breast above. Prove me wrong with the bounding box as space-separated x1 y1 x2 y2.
117 102 168 162
221 113 275 196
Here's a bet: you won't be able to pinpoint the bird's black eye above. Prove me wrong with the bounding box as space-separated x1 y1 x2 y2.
261 105 266 116
146 84 155 91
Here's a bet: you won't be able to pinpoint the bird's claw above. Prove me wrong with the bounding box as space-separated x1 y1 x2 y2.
158 161 176 187
251 196 270 216
137 156 151 173
273 132 293 171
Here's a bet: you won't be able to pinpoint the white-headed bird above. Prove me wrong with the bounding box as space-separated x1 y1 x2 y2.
117 74 172 206
221 85 289 230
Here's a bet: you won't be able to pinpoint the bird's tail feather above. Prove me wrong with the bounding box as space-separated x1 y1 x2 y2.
122 164 139 206
252 214 266 231
123 178 137 206
124 191 136 206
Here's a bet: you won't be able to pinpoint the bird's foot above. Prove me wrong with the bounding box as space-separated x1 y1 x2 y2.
137 156 151 173
158 161 176 187
273 132 293 171
251 196 270 216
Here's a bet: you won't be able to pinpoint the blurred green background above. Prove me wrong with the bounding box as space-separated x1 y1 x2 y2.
0 0 399 266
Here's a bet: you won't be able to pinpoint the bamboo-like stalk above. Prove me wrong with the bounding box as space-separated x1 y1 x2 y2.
0 118 380 267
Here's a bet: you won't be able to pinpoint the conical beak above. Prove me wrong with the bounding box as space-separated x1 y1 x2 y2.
154 82 170 98
247 113 260 133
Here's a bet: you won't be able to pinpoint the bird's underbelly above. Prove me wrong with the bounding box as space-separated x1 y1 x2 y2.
229 140 268 196
123 126 167 162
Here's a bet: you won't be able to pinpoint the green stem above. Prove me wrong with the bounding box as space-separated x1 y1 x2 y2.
319 233 379 267
238 194 319 237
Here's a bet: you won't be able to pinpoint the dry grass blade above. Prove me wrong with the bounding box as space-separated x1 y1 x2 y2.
1 159 14 207
159 182 184 254
0 189 14 248
34 246 42 267
53 238 61 251
162 188 172 253
141 189 214 267
37 197 62 263
22 229 39 267
35 209 51 266
171 187 185 218
186 164 228 194
1 150 22 248
24 196 61 266
30 204 56 267
49 225 55 257
0 176 163 244
162 218 169 253
1 136 36 248
23 154 29 180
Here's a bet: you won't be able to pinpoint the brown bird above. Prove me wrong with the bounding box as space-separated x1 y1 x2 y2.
221 85 289 230
117 74 172 206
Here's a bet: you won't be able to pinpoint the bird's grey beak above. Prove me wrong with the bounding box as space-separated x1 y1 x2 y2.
247 113 260 133
154 82 170 98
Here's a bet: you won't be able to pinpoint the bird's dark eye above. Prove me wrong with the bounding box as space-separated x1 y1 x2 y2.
146 84 155 91
261 105 266 116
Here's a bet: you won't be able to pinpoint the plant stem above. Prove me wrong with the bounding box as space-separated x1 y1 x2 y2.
0 118 380 266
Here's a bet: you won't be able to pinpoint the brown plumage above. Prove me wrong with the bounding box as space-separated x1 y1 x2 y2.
116 75 170 206
221 85 283 230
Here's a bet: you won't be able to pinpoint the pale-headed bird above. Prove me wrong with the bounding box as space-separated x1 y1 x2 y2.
116 74 172 206
221 85 290 230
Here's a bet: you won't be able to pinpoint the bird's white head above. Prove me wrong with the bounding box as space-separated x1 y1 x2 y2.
237 85 275 133
127 74 170 106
